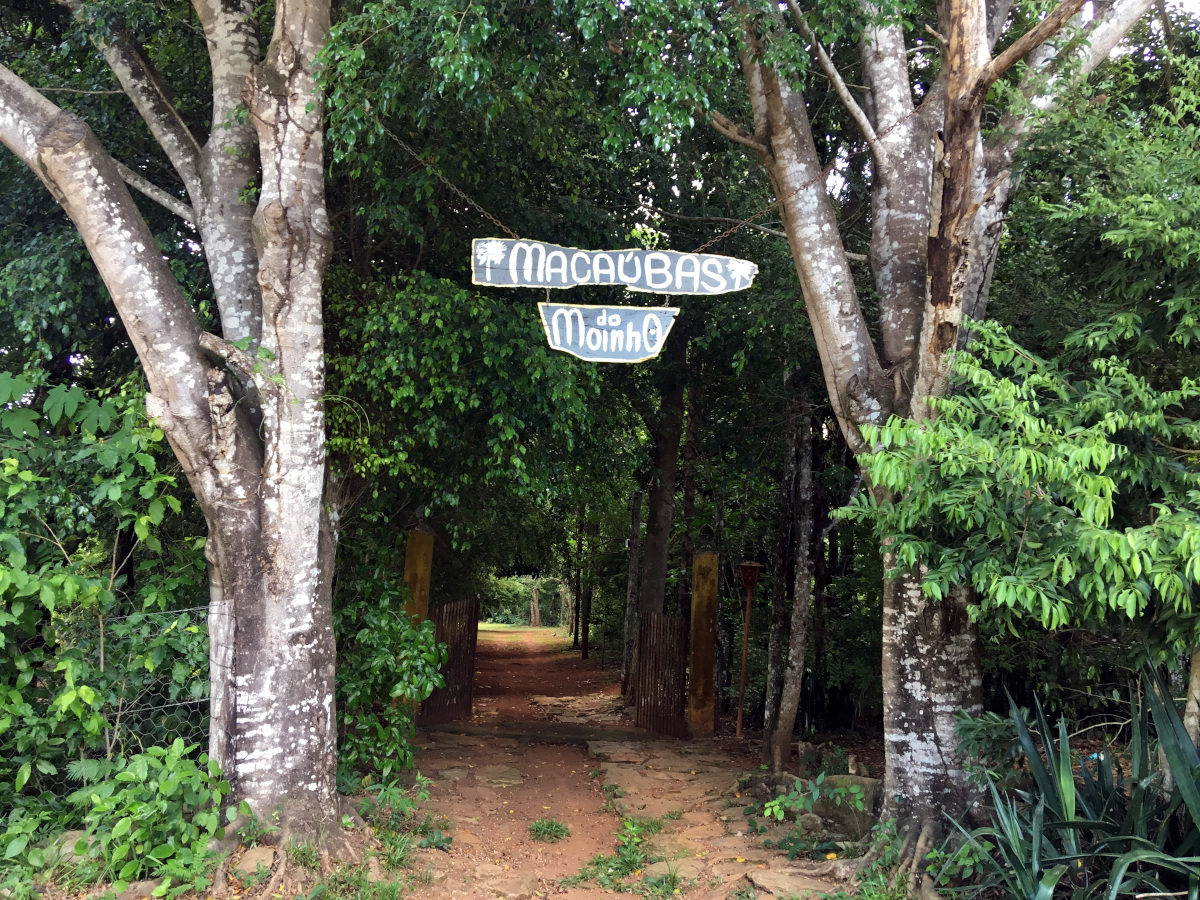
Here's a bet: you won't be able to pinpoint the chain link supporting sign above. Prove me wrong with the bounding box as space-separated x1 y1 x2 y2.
473 238 758 295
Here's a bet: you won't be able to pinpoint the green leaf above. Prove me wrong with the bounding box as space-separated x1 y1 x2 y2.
15 761 30 791
3 408 40 438
4 835 29 859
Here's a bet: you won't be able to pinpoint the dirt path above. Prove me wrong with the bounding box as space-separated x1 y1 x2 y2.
406 626 846 900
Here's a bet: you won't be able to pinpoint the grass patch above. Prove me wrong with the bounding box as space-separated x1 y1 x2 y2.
529 818 571 842
563 818 659 892
287 841 321 871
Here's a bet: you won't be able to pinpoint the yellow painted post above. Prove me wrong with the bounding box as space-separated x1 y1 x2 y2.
403 530 434 621
688 551 720 737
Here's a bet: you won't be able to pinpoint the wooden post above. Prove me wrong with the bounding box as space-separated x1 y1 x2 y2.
403 530 434 620
531 585 540 626
688 551 719 737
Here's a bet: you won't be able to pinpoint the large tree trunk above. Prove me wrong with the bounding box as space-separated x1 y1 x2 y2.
882 569 982 827
715 0 1154 833
765 416 814 770
621 489 643 695
0 0 349 847
231 0 338 830
762 412 799 761
638 384 686 614
675 383 699 621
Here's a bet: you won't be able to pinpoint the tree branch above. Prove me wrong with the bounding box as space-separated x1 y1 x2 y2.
654 208 872 260
114 161 195 223
0 62 211 455
786 0 891 180
59 0 203 199
710 109 767 154
198 332 269 381
975 0 1088 95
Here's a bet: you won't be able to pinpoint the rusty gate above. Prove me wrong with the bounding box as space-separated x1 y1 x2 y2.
633 611 688 738
417 596 480 726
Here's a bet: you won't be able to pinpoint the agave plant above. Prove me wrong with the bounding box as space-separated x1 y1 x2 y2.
949 676 1200 900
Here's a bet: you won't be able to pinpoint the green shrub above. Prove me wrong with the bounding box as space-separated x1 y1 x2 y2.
66 740 235 894
334 580 446 782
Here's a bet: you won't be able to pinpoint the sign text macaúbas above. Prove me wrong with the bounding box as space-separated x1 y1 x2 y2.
474 239 757 295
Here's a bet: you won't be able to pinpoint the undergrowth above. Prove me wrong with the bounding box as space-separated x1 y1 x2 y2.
563 817 691 896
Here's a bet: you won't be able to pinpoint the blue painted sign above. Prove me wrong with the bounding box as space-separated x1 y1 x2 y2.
538 303 679 363
473 239 758 295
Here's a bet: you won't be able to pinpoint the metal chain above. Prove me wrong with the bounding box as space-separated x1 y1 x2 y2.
386 127 521 240
692 105 923 253
384 103 923 252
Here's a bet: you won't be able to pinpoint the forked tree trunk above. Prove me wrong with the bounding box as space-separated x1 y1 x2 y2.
621 489 643 695
0 0 350 846
716 0 1154 831
765 416 814 770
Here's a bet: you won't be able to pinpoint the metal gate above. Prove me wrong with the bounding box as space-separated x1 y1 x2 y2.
417 597 480 726
634 612 688 738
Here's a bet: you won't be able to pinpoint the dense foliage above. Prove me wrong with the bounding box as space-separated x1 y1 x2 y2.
0 0 1198 897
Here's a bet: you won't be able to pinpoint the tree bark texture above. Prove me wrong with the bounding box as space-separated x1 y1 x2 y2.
762 415 799 761
0 0 345 841
676 385 699 622
766 416 814 771
881 569 982 824
1185 650 1200 747
621 490 644 695
637 379 686 615
716 0 1155 824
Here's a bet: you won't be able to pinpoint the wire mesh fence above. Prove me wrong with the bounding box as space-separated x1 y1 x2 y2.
57 605 210 757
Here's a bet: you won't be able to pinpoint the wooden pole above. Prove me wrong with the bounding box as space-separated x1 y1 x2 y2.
688 551 719 737
403 530 434 621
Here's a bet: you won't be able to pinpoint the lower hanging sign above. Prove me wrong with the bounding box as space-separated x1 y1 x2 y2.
538 303 679 363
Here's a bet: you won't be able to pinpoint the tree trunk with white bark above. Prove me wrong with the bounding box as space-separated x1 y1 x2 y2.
0 0 352 851
710 0 1155 833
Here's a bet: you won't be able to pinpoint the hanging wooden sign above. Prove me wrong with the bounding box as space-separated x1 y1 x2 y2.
538 303 679 363
473 238 758 295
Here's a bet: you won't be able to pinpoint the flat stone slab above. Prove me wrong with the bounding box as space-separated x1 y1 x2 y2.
429 732 486 747
438 768 471 780
481 872 540 899
587 740 651 763
475 765 524 787
644 857 707 880
748 869 830 898
232 845 275 877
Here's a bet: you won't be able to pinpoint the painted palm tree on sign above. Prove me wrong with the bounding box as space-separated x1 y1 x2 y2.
725 258 757 290
476 240 507 280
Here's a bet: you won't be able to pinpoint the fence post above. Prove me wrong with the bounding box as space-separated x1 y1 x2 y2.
688 551 720 737
403 530 434 621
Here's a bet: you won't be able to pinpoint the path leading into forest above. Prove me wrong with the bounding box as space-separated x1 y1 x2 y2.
406 626 846 900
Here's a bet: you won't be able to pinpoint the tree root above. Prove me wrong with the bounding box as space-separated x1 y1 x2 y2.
253 844 288 900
